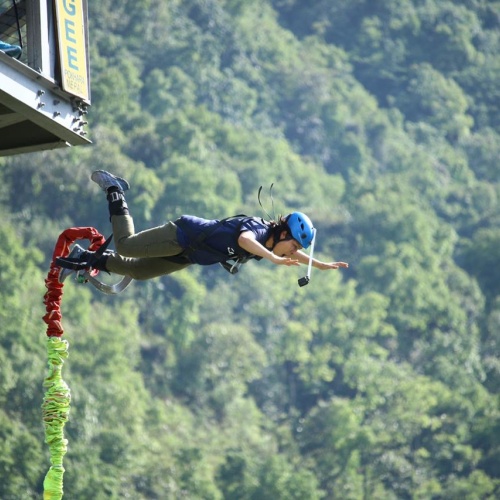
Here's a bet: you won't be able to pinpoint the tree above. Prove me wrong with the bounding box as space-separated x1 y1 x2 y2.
393 63 473 141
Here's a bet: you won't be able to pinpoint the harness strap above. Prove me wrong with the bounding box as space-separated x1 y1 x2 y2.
165 215 266 272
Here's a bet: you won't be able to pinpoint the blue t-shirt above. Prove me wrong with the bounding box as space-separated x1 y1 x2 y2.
175 215 270 265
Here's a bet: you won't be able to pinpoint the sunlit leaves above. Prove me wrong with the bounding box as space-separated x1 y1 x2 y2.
0 0 499 497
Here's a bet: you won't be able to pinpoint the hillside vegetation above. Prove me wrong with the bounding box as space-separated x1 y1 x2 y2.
0 0 499 498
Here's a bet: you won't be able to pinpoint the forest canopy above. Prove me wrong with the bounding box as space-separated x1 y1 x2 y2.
0 0 499 498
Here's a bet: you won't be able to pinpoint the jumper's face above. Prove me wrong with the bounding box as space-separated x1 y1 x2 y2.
272 232 302 257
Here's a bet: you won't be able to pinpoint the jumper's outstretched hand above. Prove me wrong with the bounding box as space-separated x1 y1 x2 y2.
271 255 301 267
316 261 349 270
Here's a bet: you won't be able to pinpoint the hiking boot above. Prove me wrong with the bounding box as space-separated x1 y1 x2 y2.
91 170 130 193
58 244 90 283
57 244 112 283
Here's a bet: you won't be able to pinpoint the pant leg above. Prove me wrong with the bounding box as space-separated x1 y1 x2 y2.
106 254 191 280
111 214 183 258
105 214 191 279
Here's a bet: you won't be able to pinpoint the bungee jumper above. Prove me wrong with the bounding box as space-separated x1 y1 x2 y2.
56 170 348 291
43 175 348 498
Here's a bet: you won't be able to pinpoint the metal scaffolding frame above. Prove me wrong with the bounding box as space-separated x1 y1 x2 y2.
0 0 91 156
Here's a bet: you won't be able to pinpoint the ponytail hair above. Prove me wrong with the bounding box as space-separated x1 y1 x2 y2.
267 215 290 248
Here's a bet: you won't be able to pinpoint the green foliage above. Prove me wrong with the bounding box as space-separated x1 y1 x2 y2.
0 409 44 499
1 0 499 498
459 228 500 302
394 63 474 140
461 127 500 182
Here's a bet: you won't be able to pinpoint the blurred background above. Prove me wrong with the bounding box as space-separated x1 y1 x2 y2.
0 1 499 498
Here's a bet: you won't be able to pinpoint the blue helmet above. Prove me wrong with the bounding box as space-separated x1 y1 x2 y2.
286 212 315 248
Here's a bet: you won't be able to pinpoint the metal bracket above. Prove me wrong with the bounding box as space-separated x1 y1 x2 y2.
76 270 133 295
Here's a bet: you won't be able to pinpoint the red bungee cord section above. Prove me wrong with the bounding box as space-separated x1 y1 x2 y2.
41 227 105 500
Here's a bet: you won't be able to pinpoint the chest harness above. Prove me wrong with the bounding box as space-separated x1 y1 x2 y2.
165 215 270 274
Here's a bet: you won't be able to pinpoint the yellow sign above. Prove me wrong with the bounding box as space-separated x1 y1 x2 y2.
55 0 89 101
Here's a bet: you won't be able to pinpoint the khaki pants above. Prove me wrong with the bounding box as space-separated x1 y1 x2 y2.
106 215 191 280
